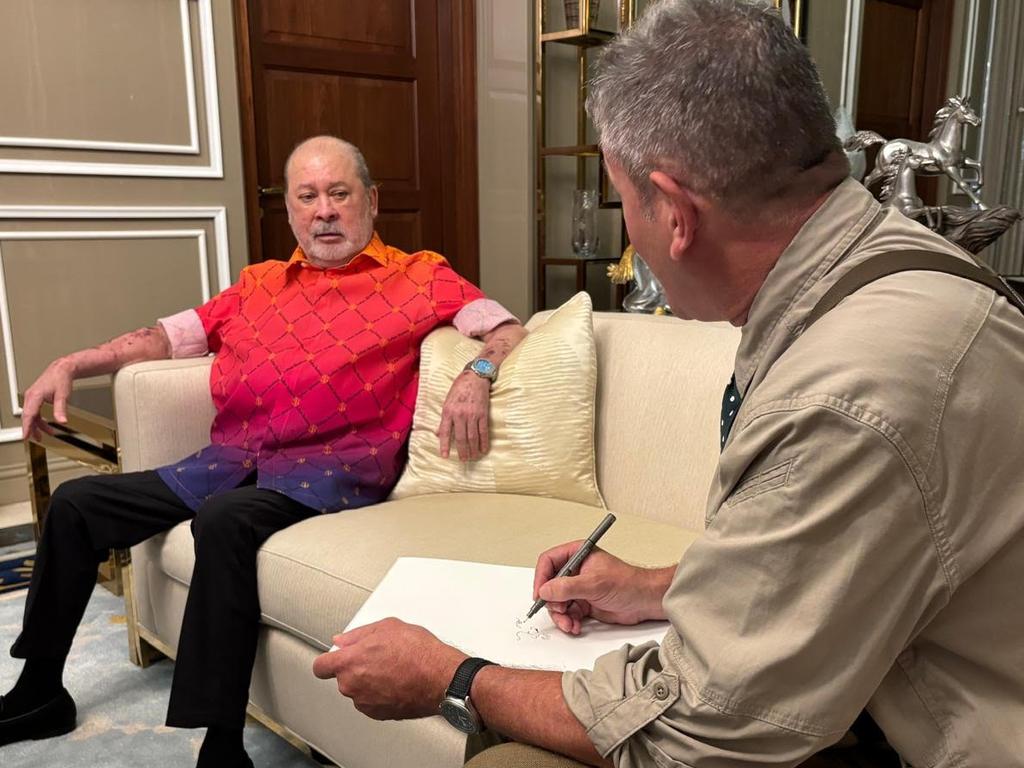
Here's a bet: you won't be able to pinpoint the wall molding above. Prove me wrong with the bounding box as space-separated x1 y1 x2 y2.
0 0 223 178
839 0 865 118
0 0 200 156
958 0 982 99
0 205 231 438
0 206 230 288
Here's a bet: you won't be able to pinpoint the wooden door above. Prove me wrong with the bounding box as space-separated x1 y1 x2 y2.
855 0 954 203
234 0 479 283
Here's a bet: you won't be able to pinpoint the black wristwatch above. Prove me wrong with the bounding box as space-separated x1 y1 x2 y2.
438 657 495 734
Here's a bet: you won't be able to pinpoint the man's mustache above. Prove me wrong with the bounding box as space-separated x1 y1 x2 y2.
312 227 345 237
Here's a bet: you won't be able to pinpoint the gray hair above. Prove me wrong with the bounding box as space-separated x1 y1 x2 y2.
587 0 842 207
284 135 374 192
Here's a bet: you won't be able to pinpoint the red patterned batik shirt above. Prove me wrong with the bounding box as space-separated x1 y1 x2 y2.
156 234 512 512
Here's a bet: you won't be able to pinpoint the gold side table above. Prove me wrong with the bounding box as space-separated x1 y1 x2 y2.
19 383 124 596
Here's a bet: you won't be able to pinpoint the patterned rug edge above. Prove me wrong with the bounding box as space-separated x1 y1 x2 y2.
0 555 33 593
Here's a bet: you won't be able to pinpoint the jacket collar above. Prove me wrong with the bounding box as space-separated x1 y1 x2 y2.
734 178 882 397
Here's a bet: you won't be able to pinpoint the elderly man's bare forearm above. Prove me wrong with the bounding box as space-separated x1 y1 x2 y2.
471 666 612 767
63 325 173 377
476 322 528 369
21 325 173 437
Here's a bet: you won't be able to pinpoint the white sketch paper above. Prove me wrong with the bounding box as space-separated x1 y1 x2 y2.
342 557 669 672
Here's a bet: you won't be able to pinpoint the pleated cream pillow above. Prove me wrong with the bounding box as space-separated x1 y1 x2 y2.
391 291 605 507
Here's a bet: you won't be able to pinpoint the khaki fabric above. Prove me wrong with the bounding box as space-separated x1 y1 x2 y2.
394 292 605 508
465 743 588 768
563 179 1024 767
462 742 895 768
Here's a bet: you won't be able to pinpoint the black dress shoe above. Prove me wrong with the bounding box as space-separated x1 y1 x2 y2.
196 748 254 768
0 688 77 746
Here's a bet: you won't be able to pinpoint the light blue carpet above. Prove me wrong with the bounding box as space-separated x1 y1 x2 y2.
0 585 319 768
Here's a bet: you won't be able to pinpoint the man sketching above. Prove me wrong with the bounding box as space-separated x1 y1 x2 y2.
313 2 1024 766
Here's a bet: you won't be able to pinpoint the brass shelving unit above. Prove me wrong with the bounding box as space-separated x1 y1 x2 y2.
534 0 636 310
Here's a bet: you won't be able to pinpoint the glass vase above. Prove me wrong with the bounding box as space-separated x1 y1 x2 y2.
572 189 600 259
563 0 601 30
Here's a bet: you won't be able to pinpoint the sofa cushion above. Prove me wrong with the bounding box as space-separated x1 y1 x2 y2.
392 292 605 508
152 493 698 650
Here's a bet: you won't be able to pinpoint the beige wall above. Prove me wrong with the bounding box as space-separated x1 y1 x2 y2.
476 0 534 321
0 0 249 503
805 2 851 112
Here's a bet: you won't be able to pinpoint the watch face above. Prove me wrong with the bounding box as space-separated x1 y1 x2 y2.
439 699 479 734
471 359 496 377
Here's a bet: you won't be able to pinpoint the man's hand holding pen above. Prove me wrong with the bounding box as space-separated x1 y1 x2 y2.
532 543 674 636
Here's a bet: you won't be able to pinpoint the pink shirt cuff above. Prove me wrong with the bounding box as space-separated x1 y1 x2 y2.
157 308 209 359
452 299 518 338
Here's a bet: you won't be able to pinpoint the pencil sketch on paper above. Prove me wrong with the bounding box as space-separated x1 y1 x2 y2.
514 617 550 642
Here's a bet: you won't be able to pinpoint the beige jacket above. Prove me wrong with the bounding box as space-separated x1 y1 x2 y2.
563 179 1024 767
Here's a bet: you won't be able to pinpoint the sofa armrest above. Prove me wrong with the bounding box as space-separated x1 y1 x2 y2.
114 357 215 472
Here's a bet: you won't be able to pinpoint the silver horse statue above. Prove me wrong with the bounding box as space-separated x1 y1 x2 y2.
878 148 940 225
878 147 1021 255
846 95 985 208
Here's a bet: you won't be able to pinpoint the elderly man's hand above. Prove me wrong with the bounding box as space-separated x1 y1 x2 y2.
437 371 491 462
312 618 468 720
533 542 674 635
21 358 76 440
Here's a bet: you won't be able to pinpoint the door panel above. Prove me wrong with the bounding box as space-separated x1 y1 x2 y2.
261 0 413 53
236 0 477 282
262 70 421 189
857 0 928 140
855 0 953 204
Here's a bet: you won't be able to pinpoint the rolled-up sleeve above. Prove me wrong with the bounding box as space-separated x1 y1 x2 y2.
157 308 209 359
159 272 246 357
562 643 681 756
562 402 949 767
452 298 518 337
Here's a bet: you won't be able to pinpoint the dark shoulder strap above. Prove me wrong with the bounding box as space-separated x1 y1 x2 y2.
805 249 1024 331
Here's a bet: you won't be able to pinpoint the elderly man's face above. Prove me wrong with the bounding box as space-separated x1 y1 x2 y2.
285 145 378 268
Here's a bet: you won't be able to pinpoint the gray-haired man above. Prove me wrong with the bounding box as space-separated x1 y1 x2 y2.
311 1 1024 766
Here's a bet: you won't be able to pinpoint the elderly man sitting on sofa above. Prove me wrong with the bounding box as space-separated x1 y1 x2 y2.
312 1 1024 767
0 135 526 768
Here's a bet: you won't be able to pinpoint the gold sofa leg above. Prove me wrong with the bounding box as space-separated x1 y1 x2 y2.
118 549 167 668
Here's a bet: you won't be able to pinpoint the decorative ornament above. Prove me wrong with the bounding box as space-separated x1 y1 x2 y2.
845 95 1021 255
608 245 670 314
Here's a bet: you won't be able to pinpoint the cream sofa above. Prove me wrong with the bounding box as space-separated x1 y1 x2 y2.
114 311 739 768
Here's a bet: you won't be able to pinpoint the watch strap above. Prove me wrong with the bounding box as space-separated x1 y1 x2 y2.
446 657 495 700
463 358 498 381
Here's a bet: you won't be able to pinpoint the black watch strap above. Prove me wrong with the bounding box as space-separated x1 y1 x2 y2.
446 657 495 699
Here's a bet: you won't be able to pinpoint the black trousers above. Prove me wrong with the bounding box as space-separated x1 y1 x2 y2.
10 470 318 729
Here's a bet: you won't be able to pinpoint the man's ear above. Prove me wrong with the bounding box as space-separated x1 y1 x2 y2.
649 171 698 262
368 185 379 218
